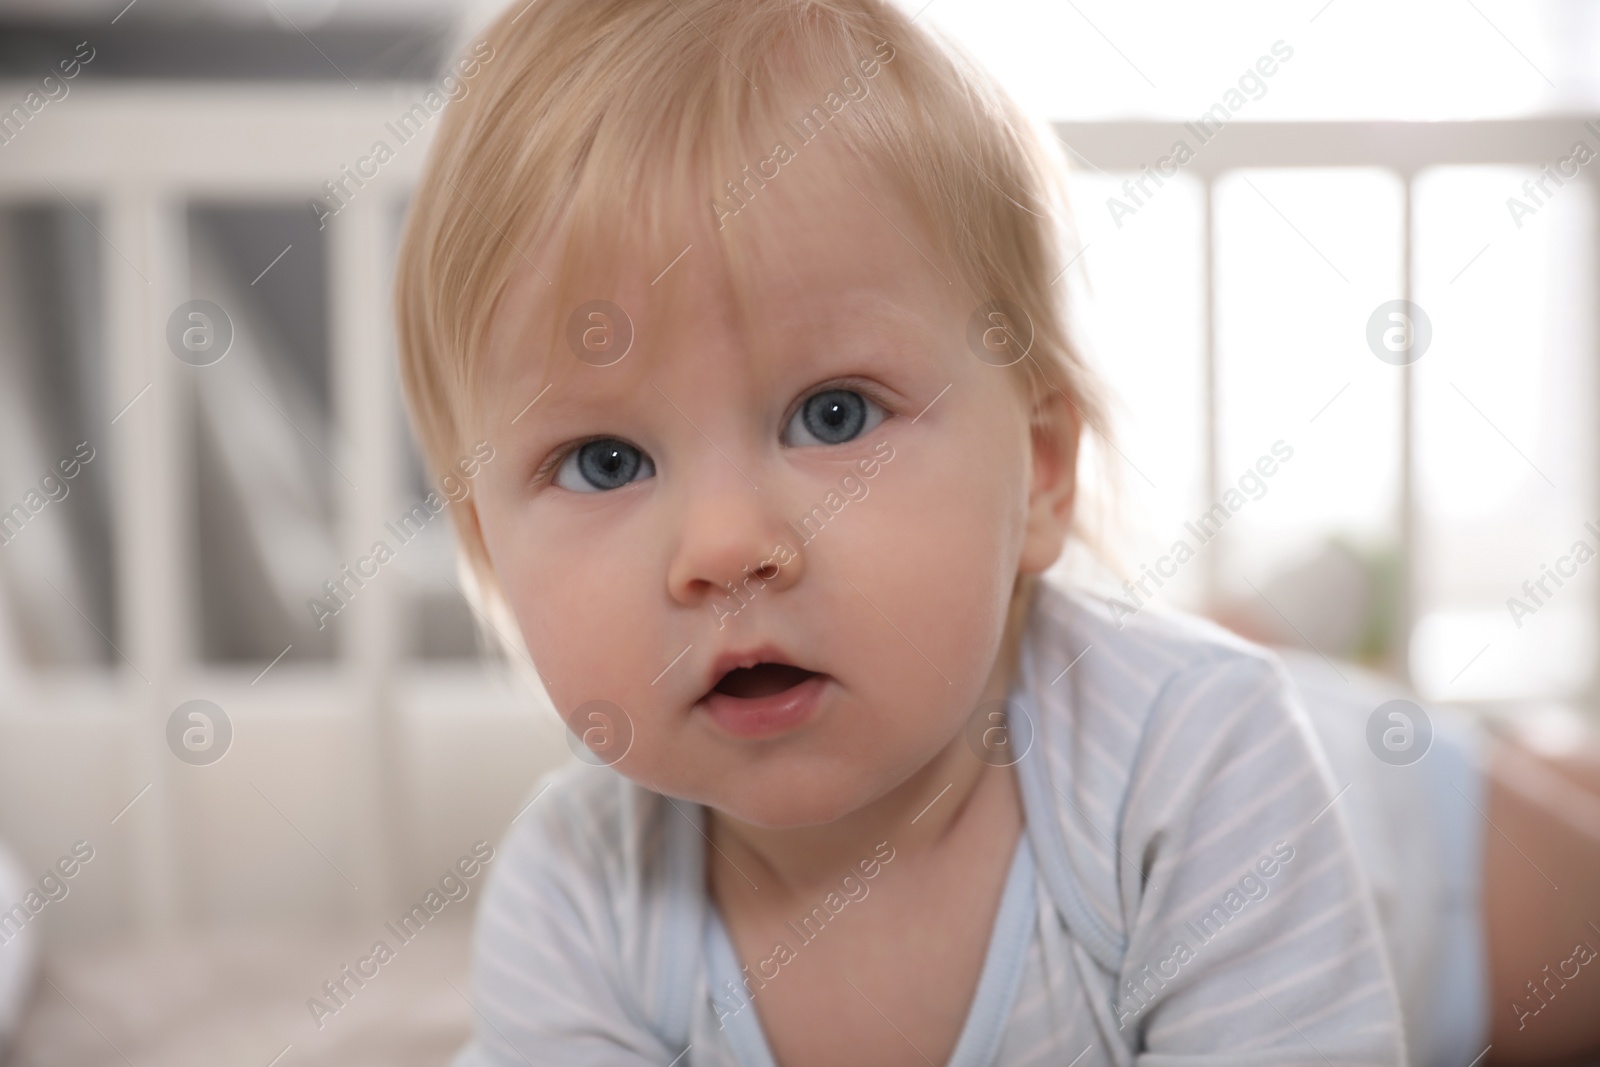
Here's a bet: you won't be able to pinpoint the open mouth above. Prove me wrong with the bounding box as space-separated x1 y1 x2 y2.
711 663 819 699
699 654 828 738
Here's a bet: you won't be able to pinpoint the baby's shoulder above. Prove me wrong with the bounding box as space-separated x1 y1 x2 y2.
464 762 698 1055
492 757 678 898
1022 579 1318 809
1028 578 1291 719
475 758 690 1026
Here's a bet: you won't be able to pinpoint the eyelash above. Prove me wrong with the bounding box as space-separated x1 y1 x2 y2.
531 377 895 489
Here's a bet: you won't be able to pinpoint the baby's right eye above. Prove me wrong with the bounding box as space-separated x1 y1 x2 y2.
553 438 655 492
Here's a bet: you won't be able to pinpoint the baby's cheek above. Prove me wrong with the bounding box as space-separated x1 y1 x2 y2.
520 551 689 765
505 553 613 696
838 458 1018 685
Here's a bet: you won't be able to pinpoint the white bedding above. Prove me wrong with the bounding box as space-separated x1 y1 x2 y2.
4 920 471 1067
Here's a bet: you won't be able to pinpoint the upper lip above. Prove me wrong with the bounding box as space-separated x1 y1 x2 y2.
697 644 817 701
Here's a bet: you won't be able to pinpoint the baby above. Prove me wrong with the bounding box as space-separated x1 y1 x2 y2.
392 1 1596 1063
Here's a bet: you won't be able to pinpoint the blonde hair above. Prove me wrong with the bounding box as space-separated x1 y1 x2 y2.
395 0 1116 638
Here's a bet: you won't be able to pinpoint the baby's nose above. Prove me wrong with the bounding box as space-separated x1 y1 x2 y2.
664 470 802 609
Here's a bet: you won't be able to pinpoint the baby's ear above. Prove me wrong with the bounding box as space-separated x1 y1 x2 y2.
1018 385 1081 576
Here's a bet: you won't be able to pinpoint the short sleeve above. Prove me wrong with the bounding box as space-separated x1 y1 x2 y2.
451 787 681 1067
1115 653 1408 1066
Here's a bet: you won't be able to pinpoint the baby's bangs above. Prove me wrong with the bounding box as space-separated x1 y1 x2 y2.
424 0 1097 459
517 2 937 385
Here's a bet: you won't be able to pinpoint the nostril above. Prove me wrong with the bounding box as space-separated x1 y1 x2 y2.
753 562 779 581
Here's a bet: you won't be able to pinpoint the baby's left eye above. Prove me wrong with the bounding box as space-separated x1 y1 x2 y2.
781 389 886 447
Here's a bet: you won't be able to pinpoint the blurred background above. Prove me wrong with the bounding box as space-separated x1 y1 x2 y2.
0 0 1596 1063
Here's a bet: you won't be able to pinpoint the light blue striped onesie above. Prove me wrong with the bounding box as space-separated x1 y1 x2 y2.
453 578 1486 1066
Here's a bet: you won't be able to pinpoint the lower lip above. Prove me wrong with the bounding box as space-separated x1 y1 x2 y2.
699 674 829 739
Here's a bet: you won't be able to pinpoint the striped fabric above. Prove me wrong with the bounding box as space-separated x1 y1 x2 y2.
453 578 1408 1066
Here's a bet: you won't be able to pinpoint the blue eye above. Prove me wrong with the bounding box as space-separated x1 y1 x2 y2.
554 439 655 492
783 389 885 446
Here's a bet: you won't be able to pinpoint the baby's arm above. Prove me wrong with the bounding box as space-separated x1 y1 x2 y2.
1115 654 1407 1065
452 782 681 1067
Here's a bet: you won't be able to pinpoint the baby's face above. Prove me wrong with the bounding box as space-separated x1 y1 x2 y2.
470 140 1059 828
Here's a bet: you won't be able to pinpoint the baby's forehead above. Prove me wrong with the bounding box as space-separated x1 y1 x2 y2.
483 149 962 387
485 253 942 413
